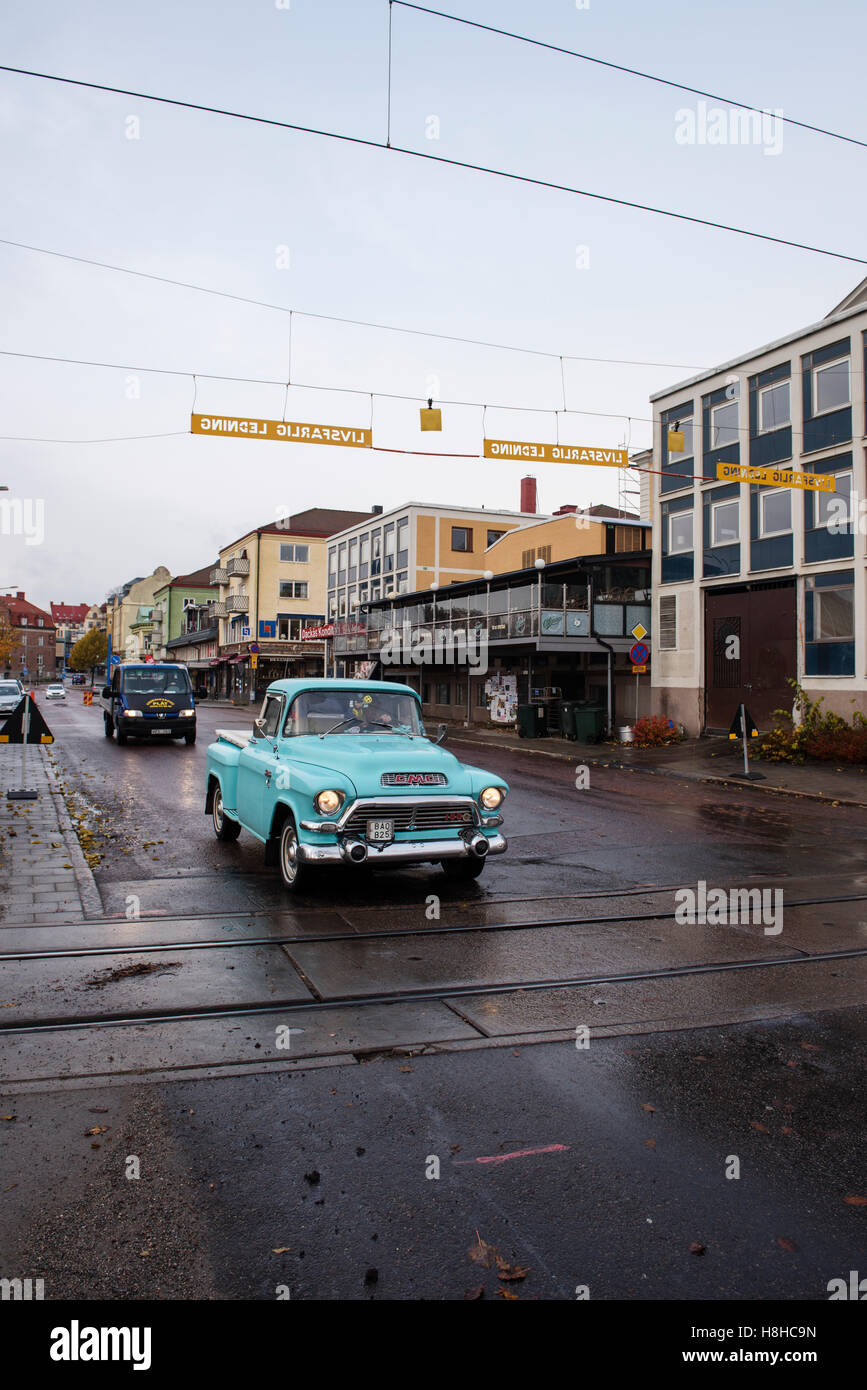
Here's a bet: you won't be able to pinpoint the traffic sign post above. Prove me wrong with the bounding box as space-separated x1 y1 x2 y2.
3 694 54 799
729 704 764 781
628 630 650 723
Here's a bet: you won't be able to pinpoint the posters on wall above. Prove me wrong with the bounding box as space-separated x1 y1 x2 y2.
485 673 518 724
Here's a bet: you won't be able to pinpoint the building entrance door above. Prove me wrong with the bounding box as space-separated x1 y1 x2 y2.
704 582 796 731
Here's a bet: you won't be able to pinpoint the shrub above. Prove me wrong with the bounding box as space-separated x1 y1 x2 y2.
753 681 867 764
630 715 685 748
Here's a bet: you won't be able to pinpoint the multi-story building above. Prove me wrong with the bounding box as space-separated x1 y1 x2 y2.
50 602 91 673
0 592 58 683
151 566 218 660
650 278 867 733
334 503 650 727
211 508 372 700
106 567 172 661
165 596 220 697
325 498 540 633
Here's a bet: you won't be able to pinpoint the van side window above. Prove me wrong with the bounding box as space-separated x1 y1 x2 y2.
112 671 120 693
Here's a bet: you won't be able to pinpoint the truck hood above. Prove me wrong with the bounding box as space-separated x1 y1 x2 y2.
285 733 476 794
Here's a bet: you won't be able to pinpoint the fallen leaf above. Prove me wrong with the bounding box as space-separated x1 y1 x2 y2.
777 1237 798 1252
496 1256 529 1282
84 1125 108 1136
749 1121 769 1133
641 1103 655 1113
781 1126 793 1135
272 1247 291 1254
468 1233 497 1268
398 1065 413 1073
464 1285 484 1300
644 1138 656 1149
496 1287 519 1299
844 1196 867 1206
800 1043 821 1051
689 1242 706 1255
1 1114 17 1121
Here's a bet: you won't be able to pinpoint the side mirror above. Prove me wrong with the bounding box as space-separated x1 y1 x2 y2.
102 686 111 698
253 717 267 739
435 723 448 745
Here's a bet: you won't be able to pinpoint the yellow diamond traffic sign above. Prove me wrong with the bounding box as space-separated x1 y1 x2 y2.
631 623 648 641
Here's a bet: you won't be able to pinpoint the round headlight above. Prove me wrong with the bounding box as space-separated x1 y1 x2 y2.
480 786 504 810
315 789 343 815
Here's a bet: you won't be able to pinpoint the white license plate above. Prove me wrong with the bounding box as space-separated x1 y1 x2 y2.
150 727 173 734
366 819 394 842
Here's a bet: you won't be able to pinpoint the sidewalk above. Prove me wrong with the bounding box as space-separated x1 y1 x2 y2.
0 745 103 924
445 722 867 808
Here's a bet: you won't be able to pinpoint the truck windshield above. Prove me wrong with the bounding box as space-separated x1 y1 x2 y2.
122 667 191 695
285 689 424 737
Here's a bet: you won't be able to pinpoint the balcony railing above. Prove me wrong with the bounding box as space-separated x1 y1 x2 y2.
213 602 228 618
226 557 250 577
209 567 228 585
224 594 249 614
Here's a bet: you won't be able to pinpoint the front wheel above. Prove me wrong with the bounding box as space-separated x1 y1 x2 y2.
212 785 241 842
104 715 114 739
278 818 310 893
441 855 486 880
116 726 128 746
184 730 196 745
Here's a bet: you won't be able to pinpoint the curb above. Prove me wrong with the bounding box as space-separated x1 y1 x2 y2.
449 733 867 810
41 749 104 919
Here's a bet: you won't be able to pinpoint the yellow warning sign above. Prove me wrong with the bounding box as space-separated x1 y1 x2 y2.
716 462 835 492
484 439 629 467
192 414 372 448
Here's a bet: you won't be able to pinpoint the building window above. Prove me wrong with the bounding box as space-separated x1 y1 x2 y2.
423 682 432 703
759 489 792 537
279 581 308 599
371 532 381 575
804 570 854 675
451 527 472 552
668 510 693 554
280 544 309 562
487 529 506 547
435 681 450 704
814 357 849 416
816 471 852 529
348 539 358 580
476 681 488 706
711 399 739 449
759 381 790 432
659 595 677 650
711 499 739 546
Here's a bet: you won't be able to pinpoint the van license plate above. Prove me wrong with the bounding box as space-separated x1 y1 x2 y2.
366 819 394 843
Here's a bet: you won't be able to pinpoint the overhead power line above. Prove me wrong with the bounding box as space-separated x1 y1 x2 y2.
0 237 704 372
0 65 864 265
394 2 867 151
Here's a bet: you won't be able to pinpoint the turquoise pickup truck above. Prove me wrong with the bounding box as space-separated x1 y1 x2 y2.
204 678 508 892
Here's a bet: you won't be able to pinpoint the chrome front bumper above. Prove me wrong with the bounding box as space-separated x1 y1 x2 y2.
296 833 508 866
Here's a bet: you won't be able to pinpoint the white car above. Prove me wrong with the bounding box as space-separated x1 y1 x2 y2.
0 680 23 715
45 683 66 700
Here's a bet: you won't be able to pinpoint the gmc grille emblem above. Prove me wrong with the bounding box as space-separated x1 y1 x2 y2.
381 772 447 786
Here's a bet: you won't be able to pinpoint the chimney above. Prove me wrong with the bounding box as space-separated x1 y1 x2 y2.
16 591 25 600
372 504 383 515
554 505 578 515
520 476 537 513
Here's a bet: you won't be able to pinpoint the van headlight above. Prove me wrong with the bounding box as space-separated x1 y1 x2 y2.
479 786 504 810
180 708 195 717
315 789 345 815
124 709 142 718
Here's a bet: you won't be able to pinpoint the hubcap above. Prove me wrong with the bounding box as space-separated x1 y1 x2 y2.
281 825 298 883
213 791 223 832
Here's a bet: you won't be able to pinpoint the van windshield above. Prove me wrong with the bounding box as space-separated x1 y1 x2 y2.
122 667 191 696
285 689 424 737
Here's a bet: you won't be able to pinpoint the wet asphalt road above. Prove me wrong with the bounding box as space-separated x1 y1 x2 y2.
2 692 867 1302
39 695 867 916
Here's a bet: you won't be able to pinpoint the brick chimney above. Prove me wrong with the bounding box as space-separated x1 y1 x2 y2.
554 505 578 515
520 476 537 513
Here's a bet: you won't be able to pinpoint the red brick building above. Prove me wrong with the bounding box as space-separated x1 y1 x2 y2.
0 592 57 683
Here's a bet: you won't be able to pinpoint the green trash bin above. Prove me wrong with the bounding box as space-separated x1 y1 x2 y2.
572 703 606 743
517 703 545 739
557 700 581 741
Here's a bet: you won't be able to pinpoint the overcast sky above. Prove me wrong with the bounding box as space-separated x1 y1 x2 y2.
1 0 865 609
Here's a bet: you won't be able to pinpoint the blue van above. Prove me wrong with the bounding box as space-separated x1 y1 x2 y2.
102 662 196 745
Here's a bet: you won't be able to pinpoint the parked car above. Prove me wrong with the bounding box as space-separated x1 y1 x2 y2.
102 662 196 745
45 683 66 700
0 680 24 716
205 679 508 892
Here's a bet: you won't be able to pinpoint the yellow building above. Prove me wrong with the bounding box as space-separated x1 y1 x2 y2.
106 566 171 660
212 508 372 699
